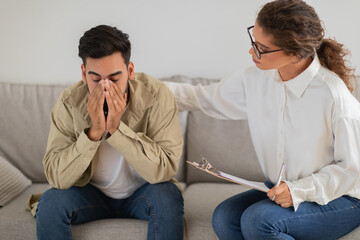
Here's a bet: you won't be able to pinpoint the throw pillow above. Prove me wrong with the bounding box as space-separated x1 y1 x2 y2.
0 155 31 206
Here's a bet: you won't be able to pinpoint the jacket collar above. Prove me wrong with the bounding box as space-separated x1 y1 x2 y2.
275 52 321 98
63 76 156 128
121 78 156 128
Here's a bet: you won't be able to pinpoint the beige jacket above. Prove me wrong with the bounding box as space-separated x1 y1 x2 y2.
27 73 183 216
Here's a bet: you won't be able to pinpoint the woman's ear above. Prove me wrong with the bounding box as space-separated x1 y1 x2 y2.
290 53 303 64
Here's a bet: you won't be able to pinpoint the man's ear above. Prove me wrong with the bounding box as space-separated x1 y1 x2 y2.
127 61 135 80
81 64 86 84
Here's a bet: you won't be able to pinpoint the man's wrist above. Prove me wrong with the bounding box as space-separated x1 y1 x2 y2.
86 127 103 141
108 127 118 135
107 121 121 135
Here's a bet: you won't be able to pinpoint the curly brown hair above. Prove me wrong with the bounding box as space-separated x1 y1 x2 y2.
256 0 357 92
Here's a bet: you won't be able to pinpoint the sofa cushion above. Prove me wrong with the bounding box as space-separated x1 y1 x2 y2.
72 218 147 240
0 82 67 183
0 183 148 240
0 155 31 206
183 183 251 239
3 183 359 240
0 184 48 239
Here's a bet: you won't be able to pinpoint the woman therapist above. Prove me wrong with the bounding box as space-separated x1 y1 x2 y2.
166 0 360 239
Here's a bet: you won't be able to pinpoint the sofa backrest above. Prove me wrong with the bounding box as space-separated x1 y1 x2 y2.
0 82 67 183
0 76 359 185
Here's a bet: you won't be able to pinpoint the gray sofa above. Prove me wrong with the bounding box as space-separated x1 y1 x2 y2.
0 75 359 240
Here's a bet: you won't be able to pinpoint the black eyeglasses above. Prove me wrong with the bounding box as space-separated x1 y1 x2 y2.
247 25 282 59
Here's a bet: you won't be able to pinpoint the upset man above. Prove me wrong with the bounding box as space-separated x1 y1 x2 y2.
35 25 184 240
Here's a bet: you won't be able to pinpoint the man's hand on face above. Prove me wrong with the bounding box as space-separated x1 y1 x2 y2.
86 81 106 141
104 79 127 135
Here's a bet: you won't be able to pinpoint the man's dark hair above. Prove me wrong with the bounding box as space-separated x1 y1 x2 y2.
78 25 131 66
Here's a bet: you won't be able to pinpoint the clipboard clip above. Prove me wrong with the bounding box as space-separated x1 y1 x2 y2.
198 155 221 174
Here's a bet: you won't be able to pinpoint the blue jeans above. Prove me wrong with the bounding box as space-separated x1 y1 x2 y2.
212 188 360 240
36 182 184 240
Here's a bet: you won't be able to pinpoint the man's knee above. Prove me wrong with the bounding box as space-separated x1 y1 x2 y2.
156 182 183 204
146 182 184 216
36 188 71 220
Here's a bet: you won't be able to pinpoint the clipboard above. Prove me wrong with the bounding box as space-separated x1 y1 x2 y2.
187 156 269 192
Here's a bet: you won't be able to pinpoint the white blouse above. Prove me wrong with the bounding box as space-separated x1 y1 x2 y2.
165 54 360 210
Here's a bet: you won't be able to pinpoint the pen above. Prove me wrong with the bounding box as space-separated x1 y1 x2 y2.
272 162 286 201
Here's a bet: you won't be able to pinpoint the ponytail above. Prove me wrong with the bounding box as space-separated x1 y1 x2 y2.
317 38 357 93
257 0 357 93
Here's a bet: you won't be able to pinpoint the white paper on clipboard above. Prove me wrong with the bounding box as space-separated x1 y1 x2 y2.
187 158 269 192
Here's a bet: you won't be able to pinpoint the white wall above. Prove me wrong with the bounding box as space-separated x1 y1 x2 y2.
0 0 359 84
